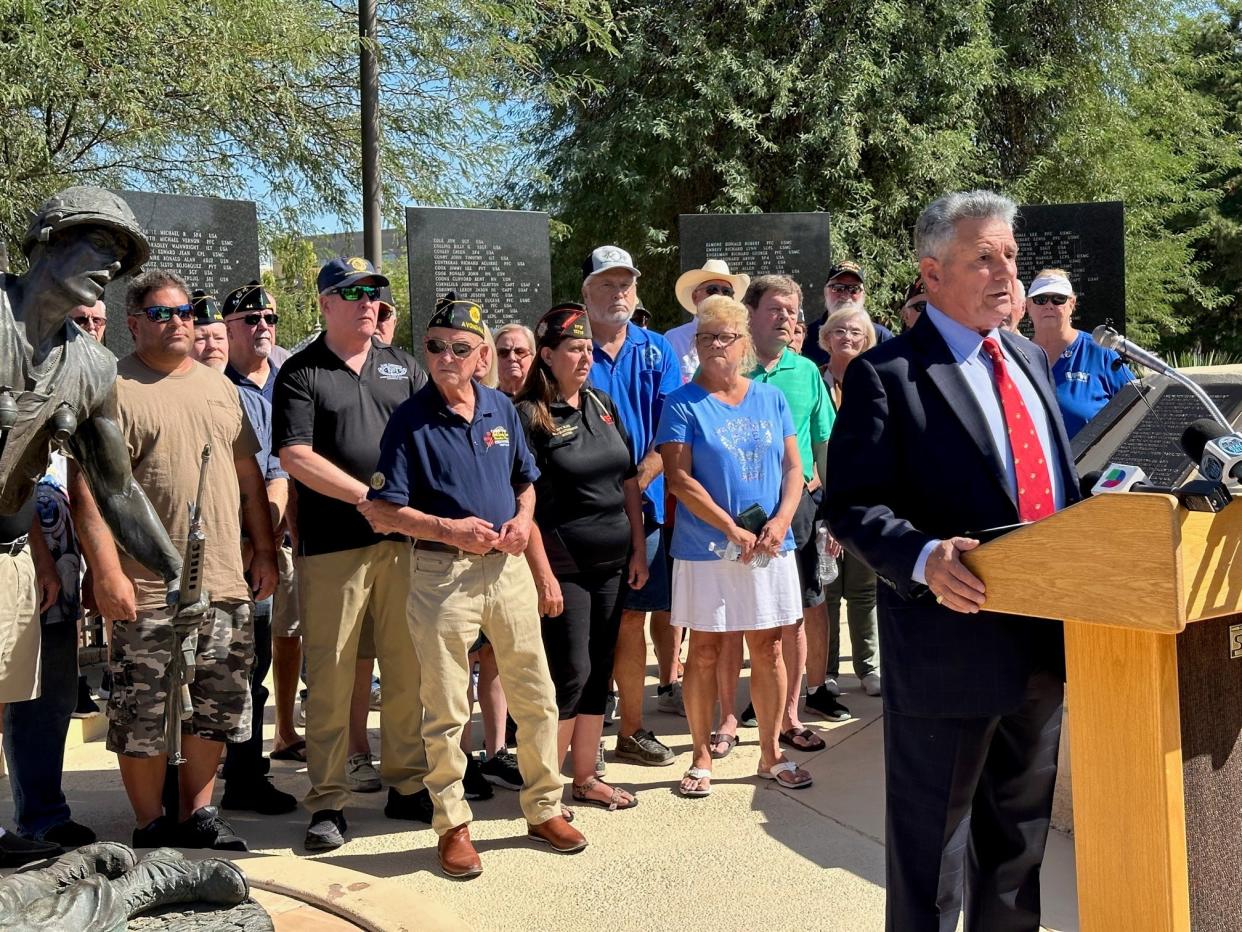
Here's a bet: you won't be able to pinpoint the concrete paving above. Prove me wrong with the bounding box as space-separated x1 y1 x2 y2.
0 643 1080 931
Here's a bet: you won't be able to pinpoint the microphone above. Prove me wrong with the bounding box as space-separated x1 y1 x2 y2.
1180 418 1242 484
1079 463 1231 513
1093 326 1233 431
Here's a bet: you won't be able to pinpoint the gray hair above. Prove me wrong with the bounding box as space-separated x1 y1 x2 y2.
494 322 536 351
126 268 189 316
914 190 1017 260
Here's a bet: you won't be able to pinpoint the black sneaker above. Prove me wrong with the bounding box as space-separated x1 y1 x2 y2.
97 669 113 700
176 805 248 851
463 756 494 800
805 687 852 722
72 676 100 717
39 820 96 849
384 786 434 824
221 777 298 815
479 748 522 791
0 831 61 867
739 703 758 727
305 809 347 852
132 815 175 849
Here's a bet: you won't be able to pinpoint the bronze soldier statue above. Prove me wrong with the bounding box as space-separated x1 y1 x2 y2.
1 186 182 593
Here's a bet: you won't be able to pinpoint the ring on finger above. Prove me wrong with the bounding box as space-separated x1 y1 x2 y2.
935 594 944 604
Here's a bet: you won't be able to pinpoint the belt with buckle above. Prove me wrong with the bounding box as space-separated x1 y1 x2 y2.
0 535 29 557
414 539 499 558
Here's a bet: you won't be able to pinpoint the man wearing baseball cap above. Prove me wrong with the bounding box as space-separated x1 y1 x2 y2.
360 294 584 877
664 259 751 384
582 245 683 766
804 260 892 368
273 257 432 852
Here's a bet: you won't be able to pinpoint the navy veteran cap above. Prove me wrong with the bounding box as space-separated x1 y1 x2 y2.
535 302 593 344
190 289 224 326
427 291 486 338
222 279 274 317
317 256 390 295
826 260 865 284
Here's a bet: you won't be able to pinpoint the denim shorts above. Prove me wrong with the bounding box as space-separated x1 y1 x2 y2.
622 525 672 613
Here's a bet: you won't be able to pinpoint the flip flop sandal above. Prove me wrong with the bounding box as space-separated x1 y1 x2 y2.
572 778 639 811
709 732 739 760
271 739 307 762
679 767 712 798
779 727 826 752
758 760 814 789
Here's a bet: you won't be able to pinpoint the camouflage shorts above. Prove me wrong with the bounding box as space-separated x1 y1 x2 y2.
106 601 255 758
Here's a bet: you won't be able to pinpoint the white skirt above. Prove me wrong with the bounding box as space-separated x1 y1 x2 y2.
670 551 803 633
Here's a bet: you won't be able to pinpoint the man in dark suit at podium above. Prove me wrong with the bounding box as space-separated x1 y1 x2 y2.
824 190 1080 932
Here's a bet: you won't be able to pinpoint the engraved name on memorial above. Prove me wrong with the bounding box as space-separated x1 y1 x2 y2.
406 207 552 340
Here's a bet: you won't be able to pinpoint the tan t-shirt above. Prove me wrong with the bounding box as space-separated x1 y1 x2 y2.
115 355 260 612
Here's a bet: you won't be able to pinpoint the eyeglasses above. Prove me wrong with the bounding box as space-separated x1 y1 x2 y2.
1031 294 1071 306
234 312 279 327
828 283 864 296
831 327 867 339
135 304 194 322
497 347 531 359
330 284 381 302
425 337 481 358
377 307 394 323
700 284 734 298
71 315 107 329
694 332 742 348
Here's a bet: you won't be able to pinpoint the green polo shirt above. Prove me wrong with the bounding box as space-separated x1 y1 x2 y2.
748 348 834 481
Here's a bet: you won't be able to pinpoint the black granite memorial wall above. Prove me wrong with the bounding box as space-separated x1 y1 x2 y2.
678 213 832 319
405 207 551 338
104 191 261 357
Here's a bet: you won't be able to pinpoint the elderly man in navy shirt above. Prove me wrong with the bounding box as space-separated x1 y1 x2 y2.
360 294 585 880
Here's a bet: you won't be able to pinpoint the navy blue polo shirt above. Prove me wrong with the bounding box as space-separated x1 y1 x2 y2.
226 361 278 403
590 323 680 525
368 381 539 531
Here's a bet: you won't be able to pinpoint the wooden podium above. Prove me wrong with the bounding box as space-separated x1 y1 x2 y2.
962 493 1242 932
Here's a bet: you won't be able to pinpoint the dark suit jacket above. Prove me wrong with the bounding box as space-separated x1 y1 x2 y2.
823 312 1080 718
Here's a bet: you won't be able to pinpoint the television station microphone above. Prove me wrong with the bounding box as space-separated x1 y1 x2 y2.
1078 462 1231 513
1092 326 1233 432
1180 418 1242 484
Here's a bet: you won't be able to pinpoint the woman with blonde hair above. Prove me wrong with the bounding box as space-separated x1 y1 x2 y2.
1026 267 1133 438
656 295 810 797
494 323 536 396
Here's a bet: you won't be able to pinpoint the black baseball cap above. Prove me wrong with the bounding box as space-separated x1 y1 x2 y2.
535 302 593 344
190 289 224 326
222 280 274 317
427 291 487 338
317 256 390 295
826 261 865 285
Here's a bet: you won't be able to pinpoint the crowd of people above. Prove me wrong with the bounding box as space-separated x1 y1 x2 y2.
0 186 1140 929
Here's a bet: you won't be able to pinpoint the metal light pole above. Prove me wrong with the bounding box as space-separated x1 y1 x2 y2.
359 0 382 267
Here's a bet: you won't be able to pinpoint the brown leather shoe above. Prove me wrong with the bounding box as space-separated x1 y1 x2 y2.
526 815 587 853
437 823 482 878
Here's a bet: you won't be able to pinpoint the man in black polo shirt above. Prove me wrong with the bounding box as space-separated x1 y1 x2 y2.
273 256 431 852
361 295 585 879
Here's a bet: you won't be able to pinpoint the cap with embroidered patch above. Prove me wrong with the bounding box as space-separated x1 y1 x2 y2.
190 289 224 326
582 245 640 281
826 261 865 285
317 256 390 295
222 279 274 317
427 291 486 338
535 302 593 345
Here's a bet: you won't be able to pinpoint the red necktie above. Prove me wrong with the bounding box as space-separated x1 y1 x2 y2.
980 337 1055 522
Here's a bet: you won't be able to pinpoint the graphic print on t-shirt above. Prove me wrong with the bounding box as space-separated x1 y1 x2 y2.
715 417 775 482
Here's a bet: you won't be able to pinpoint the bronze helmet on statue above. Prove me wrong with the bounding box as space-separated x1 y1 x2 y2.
21 186 150 277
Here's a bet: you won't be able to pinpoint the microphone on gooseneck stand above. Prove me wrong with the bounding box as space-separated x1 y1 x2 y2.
1180 419 1242 484
1093 326 1233 432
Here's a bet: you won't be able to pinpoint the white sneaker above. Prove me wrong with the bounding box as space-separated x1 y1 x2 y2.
824 677 842 697
861 673 882 697
295 697 307 727
347 752 382 793
369 685 382 711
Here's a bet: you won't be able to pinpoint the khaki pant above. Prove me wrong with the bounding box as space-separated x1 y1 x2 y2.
0 548 40 704
407 549 561 834
298 541 426 811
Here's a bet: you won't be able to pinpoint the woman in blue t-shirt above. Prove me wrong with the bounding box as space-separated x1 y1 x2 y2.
1028 268 1134 438
656 295 810 798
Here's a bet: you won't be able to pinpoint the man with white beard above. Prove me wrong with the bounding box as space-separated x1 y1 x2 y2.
802 261 892 369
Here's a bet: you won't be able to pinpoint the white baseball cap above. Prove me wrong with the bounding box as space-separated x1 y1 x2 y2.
1028 274 1074 298
582 245 640 281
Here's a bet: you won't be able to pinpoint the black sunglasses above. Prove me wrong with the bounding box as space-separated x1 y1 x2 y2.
377 307 395 323
498 347 531 359
1031 294 1071 306
425 337 480 358
331 284 382 302
701 284 734 298
136 304 194 322
235 312 279 326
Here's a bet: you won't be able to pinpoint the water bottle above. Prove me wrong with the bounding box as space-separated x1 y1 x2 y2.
708 540 741 561
816 522 839 584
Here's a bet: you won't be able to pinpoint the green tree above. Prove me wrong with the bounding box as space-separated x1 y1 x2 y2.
520 1 1239 344
264 234 322 348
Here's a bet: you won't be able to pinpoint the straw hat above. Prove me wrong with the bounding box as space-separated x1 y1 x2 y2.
674 260 751 315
